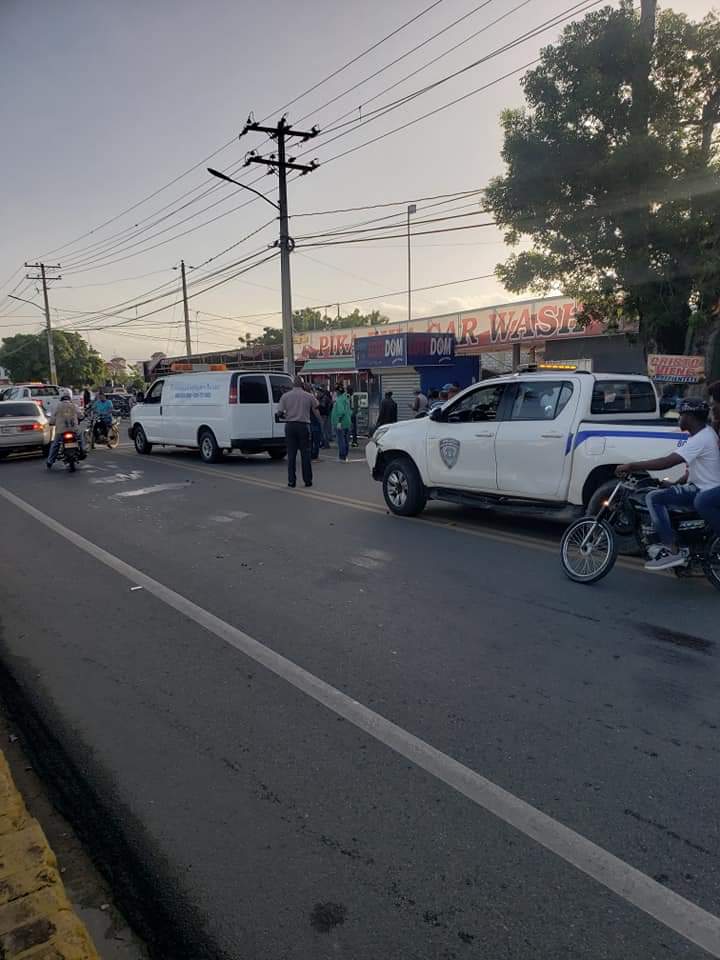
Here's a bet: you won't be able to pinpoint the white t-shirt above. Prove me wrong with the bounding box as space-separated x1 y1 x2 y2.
678 426 720 490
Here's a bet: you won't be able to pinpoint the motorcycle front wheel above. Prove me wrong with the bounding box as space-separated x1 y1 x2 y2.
560 517 617 584
702 536 720 592
107 425 120 449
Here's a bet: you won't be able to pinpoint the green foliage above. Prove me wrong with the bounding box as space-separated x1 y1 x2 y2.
0 330 106 386
484 2 720 356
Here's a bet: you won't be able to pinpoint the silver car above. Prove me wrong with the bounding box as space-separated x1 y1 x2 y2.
0 401 52 459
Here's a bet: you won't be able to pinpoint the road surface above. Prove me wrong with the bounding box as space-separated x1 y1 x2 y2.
0 441 718 959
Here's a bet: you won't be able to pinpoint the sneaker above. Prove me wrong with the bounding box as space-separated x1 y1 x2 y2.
644 549 689 572
46 461 53 471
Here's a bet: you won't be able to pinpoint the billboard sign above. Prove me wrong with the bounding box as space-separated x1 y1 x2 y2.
295 296 622 360
647 354 705 383
354 332 456 368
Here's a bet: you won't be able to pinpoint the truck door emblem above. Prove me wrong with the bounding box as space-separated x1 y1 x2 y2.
439 438 460 468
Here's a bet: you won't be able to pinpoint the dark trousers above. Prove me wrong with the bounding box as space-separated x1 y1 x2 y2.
285 421 312 485
351 413 358 445
310 418 322 459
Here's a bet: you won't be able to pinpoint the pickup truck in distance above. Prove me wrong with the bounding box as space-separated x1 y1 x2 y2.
367 372 686 548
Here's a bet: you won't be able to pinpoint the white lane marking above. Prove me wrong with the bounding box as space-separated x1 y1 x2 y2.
350 555 383 570
91 471 144 485
211 511 250 524
1 485 718 956
114 483 188 498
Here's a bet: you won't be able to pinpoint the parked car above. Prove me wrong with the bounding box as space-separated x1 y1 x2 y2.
129 371 293 462
3 383 62 418
0 401 52 459
366 372 686 552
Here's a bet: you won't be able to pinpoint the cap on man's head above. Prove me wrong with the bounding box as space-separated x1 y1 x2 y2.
442 383 454 392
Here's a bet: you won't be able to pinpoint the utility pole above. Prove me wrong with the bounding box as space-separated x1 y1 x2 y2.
407 204 416 325
25 263 61 384
180 259 192 356
243 117 320 377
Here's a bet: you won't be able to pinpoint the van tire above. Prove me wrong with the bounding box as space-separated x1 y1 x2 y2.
199 429 222 463
134 426 152 455
587 480 640 555
268 448 286 460
382 456 427 517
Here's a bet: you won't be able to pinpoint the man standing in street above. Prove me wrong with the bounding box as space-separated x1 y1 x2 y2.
278 376 319 488
347 386 360 447
331 383 352 462
317 386 333 448
411 388 428 417
375 390 398 428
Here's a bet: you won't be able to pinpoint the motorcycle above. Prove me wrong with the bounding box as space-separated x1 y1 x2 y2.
57 430 82 472
82 412 120 450
560 474 720 590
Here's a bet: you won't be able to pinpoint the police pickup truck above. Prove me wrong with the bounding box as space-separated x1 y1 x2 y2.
367 372 685 545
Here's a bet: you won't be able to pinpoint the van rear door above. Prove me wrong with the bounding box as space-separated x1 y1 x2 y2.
233 374 272 440
269 374 293 439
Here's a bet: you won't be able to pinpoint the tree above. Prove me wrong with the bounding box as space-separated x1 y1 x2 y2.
243 308 390 348
484 1 720 369
0 331 106 386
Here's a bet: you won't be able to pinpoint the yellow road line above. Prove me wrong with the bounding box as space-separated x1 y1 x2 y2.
112 449 647 569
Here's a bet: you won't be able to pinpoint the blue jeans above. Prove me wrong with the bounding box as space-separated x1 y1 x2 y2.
695 485 720 537
336 426 349 461
47 432 85 465
646 484 697 548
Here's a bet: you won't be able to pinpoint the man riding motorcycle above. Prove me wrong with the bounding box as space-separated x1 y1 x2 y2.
91 389 114 443
47 390 85 469
616 398 720 571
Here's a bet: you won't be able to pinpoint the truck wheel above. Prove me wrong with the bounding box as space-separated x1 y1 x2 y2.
268 448 287 460
588 480 640 555
382 457 427 517
199 429 222 463
134 426 153 455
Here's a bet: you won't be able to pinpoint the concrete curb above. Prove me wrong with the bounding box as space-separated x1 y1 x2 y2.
0 750 99 960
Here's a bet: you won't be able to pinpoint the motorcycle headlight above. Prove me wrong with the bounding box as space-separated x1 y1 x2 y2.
373 426 391 445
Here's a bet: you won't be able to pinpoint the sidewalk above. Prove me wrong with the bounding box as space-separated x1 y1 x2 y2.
0 749 98 960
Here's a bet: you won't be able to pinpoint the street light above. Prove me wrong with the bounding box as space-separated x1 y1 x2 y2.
206 168 279 211
407 204 417 326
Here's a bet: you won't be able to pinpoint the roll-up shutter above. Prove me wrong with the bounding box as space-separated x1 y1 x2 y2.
378 369 421 421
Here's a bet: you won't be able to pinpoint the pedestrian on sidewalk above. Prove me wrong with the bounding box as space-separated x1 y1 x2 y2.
317 387 333 448
331 383 352 462
278 376 318 488
347 386 360 447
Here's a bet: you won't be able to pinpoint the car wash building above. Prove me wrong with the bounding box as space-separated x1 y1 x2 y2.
353 331 478 422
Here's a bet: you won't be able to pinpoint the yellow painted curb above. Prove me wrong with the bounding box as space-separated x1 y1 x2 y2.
0 750 99 960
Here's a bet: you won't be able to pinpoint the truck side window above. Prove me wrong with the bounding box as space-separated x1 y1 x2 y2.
591 380 656 414
239 375 269 404
449 384 505 423
510 381 573 420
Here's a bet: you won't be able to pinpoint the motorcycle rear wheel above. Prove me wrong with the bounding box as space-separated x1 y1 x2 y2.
561 517 617 584
702 536 720 592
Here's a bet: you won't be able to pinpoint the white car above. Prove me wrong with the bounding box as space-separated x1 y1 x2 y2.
129 370 293 462
367 372 686 540
0 401 52 459
3 383 62 418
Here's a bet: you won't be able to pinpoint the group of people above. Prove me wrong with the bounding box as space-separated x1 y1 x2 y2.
46 387 114 469
277 378 360 488
617 382 720 570
374 383 462 429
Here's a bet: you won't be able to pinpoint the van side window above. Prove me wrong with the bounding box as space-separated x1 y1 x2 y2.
145 380 164 404
269 375 292 402
239 375 269 404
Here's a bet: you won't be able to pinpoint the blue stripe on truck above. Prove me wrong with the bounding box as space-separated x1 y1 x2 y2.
567 428 686 455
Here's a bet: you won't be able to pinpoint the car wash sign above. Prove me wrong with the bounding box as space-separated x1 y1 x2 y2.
355 332 455 368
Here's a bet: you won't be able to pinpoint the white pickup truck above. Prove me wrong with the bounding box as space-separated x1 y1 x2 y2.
367 372 686 542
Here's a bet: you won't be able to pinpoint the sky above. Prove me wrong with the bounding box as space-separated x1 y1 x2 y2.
0 0 715 363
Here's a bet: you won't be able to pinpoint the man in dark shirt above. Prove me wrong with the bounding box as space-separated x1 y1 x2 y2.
376 391 398 428
278 377 319 488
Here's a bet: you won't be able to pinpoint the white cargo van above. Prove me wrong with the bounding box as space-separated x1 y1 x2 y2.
129 371 292 462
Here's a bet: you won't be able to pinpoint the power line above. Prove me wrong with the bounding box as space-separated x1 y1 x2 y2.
292 188 483 217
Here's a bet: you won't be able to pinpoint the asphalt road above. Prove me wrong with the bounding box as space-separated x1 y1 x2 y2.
0 440 718 960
